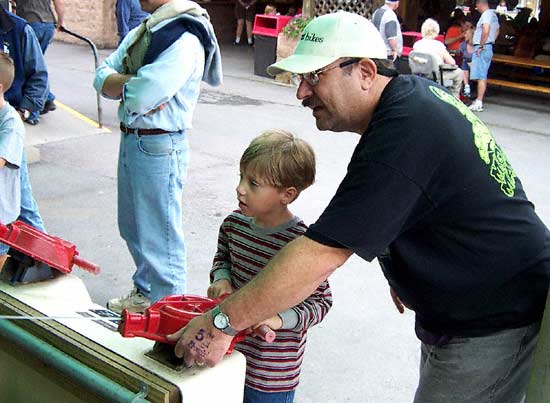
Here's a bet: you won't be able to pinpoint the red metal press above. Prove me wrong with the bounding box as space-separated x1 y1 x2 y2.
119 294 275 354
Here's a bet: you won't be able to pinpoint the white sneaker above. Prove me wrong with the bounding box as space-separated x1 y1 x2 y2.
107 287 151 314
469 100 484 112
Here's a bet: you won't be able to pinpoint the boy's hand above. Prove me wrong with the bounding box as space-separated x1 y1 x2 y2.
207 279 233 299
248 314 283 334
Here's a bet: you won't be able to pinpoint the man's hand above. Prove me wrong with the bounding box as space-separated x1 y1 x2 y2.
390 287 410 314
207 279 233 299
166 312 234 367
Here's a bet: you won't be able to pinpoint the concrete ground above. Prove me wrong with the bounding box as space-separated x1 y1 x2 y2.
23 40 550 403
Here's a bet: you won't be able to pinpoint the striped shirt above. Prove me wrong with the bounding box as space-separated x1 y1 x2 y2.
211 211 332 392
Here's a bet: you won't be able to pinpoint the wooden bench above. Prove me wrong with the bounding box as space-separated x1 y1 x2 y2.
487 78 550 94
488 54 550 95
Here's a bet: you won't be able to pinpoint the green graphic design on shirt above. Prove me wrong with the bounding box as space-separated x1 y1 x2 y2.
429 86 516 197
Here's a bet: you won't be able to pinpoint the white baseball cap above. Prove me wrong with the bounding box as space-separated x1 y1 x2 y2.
267 11 387 76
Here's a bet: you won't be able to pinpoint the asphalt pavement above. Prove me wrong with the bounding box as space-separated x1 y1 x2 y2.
22 40 550 403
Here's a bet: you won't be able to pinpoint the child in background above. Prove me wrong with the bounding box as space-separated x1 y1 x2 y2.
0 52 25 268
459 28 474 97
264 4 277 15
208 130 332 403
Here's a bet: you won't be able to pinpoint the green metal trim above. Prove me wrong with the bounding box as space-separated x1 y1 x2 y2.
0 319 150 403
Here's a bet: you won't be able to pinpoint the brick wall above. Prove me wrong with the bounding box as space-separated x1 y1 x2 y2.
56 0 118 49
53 1 238 49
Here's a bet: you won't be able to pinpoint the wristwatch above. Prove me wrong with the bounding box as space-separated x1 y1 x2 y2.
211 305 238 336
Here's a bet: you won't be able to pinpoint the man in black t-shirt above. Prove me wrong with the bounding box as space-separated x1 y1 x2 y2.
170 12 550 403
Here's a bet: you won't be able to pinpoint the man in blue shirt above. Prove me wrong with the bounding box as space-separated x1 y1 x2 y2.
116 0 148 45
94 0 222 314
469 0 499 112
0 5 48 126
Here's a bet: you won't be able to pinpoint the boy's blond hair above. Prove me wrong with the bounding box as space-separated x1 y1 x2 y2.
0 52 15 92
264 4 277 14
240 129 315 193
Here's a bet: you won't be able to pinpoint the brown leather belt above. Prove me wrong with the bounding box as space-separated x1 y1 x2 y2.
120 123 172 135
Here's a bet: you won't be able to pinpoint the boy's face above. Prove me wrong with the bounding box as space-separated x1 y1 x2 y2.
236 167 288 220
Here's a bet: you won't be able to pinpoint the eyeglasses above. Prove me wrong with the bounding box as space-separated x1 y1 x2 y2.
291 58 360 87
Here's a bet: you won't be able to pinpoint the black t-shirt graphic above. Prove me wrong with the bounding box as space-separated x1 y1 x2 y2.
306 75 550 336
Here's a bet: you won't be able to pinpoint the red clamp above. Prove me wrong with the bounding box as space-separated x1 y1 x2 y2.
0 220 100 275
118 294 275 354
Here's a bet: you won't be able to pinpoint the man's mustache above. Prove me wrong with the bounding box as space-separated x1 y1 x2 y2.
302 97 320 109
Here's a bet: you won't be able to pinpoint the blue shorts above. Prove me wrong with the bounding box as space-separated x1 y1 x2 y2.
470 44 493 80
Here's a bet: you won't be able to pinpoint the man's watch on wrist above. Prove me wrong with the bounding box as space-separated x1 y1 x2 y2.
211 305 238 336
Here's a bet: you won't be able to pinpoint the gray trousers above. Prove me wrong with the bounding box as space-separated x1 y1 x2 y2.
414 322 540 403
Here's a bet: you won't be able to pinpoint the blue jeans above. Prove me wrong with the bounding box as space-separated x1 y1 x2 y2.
0 152 46 255
117 131 189 303
414 322 539 403
243 386 295 403
29 22 55 103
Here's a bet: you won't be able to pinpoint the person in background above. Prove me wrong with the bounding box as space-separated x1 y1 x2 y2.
264 4 276 15
208 130 331 403
14 0 64 117
469 0 499 112
372 0 402 67
94 0 222 314
171 12 549 403
234 0 256 46
0 52 45 270
496 0 508 14
0 5 47 128
413 18 463 98
444 9 466 52
115 0 149 45
458 27 474 97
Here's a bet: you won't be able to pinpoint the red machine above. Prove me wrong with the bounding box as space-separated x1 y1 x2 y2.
0 220 100 283
119 294 275 355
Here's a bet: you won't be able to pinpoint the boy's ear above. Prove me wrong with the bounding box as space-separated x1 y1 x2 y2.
281 186 298 205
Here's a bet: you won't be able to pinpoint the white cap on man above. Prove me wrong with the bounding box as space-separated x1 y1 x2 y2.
267 11 387 76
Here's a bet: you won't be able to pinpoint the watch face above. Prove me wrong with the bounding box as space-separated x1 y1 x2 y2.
213 311 229 330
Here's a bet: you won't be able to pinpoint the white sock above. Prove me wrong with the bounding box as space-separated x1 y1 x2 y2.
248 38 253 45
235 37 240 43
464 85 470 91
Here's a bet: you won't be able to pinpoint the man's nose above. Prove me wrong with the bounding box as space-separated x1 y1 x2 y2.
296 79 313 100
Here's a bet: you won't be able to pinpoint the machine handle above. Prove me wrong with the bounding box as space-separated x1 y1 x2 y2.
72 255 101 275
252 324 276 342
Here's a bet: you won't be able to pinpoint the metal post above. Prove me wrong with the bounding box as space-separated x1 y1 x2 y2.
59 26 103 128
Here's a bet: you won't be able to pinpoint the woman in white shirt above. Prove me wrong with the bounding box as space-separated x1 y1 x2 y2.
413 18 464 98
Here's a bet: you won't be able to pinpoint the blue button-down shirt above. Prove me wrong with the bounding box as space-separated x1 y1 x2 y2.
115 0 149 44
93 18 205 132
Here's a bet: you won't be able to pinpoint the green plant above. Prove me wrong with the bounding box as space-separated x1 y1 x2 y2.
282 16 313 39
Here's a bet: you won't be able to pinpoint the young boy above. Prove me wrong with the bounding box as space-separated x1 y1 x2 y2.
208 130 332 403
0 52 25 268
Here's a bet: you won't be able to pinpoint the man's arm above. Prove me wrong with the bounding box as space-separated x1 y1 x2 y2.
52 0 65 28
101 73 133 98
476 23 491 56
169 236 352 366
121 33 204 117
0 158 6 169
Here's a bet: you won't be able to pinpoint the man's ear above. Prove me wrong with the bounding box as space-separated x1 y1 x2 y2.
281 186 298 205
357 59 377 91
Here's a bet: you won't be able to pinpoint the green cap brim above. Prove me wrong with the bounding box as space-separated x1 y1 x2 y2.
267 54 339 76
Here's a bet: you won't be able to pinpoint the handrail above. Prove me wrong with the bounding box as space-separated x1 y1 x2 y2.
0 319 150 402
59 26 103 128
